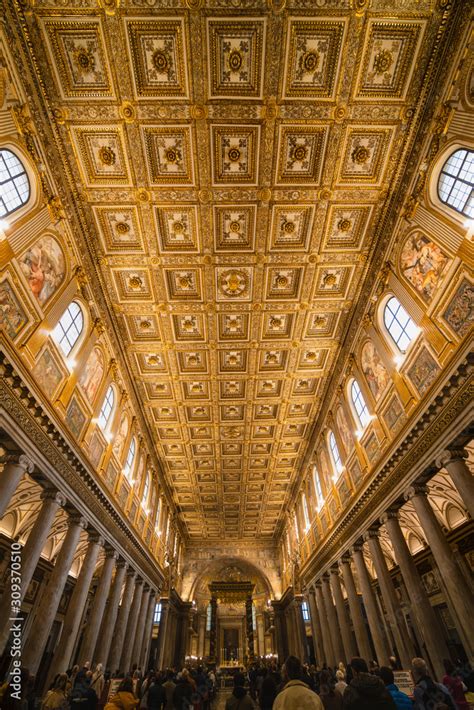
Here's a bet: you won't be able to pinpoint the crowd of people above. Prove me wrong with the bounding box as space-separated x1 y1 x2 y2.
1 655 473 710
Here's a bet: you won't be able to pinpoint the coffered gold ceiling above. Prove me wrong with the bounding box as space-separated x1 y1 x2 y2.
9 0 452 541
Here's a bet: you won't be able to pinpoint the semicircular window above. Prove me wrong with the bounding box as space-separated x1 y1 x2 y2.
0 149 30 218
438 148 474 218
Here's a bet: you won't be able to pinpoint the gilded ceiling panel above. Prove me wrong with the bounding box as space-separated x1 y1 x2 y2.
9 0 452 541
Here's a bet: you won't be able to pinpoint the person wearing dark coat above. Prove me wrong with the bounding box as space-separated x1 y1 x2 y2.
343 658 397 710
172 675 192 710
259 672 278 710
147 677 165 710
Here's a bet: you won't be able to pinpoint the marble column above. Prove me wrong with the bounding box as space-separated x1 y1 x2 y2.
406 485 474 659
208 596 217 663
0 453 34 518
435 449 474 520
364 530 415 668
382 510 449 679
47 532 103 682
0 488 65 655
108 569 136 673
78 548 117 665
132 585 151 668
246 595 255 661
22 513 87 674
197 613 206 659
120 577 144 672
315 581 335 667
294 597 308 663
340 555 371 662
307 587 324 665
94 560 127 668
352 543 390 665
322 574 345 666
330 566 357 662
140 590 156 670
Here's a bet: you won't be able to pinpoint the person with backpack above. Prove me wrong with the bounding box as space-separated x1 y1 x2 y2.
412 658 456 710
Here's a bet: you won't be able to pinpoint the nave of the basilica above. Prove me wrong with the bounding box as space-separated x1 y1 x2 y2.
0 0 473 707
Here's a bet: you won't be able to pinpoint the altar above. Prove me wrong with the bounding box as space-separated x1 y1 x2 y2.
207 580 256 667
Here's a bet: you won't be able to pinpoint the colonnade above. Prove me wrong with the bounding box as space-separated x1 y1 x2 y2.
0 450 158 687
305 448 474 680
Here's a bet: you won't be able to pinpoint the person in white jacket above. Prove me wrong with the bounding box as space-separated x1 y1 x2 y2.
273 656 324 710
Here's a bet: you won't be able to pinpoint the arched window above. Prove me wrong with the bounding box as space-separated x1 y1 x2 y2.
0 149 30 218
329 431 343 475
313 465 323 507
438 148 474 218
142 472 150 507
123 437 136 480
155 496 162 533
53 301 84 358
350 379 370 428
98 385 115 430
383 296 418 352
294 511 300 542
302 493 310 530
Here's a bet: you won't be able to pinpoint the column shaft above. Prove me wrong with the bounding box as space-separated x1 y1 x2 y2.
315 582 335 667
436 451 474 520
0 455 34 518
322 575 345 665
383 512 449 679
340 557 372 662
408 488 474 659
140 591 156 670
352 546 390 665
47 534 102 682
94 561 127 667
132 587 150 668
330 568 357 662
22 515 86 674
365 532 415 668
78 550 117 665
108 570 136 672
208 597 217 663
120 579 144 672
308 588 324 665
245 596 255 661
0 490 64 655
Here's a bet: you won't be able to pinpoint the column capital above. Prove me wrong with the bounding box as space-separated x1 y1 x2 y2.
339 553 352 566
0 452 35 473
126 567 137 578
363 529 380 543
87 531 105 546
314 579 323 589
435 447 468 469
68 512 88 529
351 539 365 554
308 586 316 597
405 483 429 502
104 547 119 560
136 576 145 586
329 564 340 576
321 572 330 583
380 508 400 525
116 559 128 570
41 488 66 507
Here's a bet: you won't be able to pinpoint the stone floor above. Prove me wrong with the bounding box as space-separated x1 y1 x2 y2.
214 689 258 708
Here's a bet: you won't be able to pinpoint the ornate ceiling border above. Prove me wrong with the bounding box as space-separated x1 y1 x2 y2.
0 335 164 592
